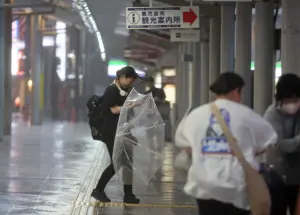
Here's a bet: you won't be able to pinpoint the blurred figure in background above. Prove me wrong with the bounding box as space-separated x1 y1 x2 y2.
58 83 68 121
14 96 21 112
145 76 166 102
145 76 168 146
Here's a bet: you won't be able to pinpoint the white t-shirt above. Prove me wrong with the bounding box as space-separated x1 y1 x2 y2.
175 99 278 210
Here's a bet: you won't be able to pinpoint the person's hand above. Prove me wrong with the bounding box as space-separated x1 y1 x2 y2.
111 106 121 114
127 102 141 109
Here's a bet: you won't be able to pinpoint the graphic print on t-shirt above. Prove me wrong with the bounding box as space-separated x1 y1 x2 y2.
201 108 231 154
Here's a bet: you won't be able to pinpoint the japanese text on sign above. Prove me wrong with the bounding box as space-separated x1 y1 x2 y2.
140 10 181 25
126 7 199 29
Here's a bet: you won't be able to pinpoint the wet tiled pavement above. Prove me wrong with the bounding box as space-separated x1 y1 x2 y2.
0 120 197 215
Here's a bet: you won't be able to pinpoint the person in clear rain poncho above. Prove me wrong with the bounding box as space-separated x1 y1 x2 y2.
91 66 141 204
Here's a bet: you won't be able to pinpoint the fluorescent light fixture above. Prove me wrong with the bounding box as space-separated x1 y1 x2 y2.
74 0 106 61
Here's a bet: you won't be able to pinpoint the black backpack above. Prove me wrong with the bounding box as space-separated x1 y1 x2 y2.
86 95 106 140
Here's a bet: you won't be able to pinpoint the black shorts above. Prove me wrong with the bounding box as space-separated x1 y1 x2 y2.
196 199 250 215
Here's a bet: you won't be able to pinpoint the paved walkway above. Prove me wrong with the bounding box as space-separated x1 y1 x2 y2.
0 120 196 215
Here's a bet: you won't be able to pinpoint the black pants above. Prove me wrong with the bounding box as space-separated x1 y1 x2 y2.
269 184 299 215
95 134 133 192
196 199 250 215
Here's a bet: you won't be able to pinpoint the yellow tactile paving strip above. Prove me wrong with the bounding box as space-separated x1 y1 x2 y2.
70 144 107 215
78 201 196 208
71 143 197 215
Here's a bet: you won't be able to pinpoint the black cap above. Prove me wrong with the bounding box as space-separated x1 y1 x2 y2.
275 73 300 101
116 66 140 79
210 72 245 95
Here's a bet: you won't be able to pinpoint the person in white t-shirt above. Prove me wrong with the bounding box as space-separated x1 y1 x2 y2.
175 72 278 215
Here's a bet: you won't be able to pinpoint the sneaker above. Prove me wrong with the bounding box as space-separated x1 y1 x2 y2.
123 193 140 204
91 189 111 202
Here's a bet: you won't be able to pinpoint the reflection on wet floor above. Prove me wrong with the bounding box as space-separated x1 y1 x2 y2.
0 122 101 214
0 121 197 214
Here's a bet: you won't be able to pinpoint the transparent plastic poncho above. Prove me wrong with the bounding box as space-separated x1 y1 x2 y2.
112 88 166 192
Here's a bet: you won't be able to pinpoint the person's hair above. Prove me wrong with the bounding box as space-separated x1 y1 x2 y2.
116 66 137 79
209 72 245 95
275 73 300 101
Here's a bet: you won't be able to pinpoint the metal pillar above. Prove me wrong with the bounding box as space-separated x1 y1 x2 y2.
30 15 43 125
200 28 210 105
253 1 274 115
74 28 81 121
81 29 87 98
209 18 221 101
175 43 183 125
221 4 235 73
235 3 252 106
187 42 200 109
44 40 56 120
4 2 12 135
193 42 201 108
24 17 31 109
0 0 5 139
84 33 94 97
281 0 300 75
187 43 193 110
181 43 189 117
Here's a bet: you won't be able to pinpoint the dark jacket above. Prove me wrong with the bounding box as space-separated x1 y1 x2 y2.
100 84 128 137
145 87 166 101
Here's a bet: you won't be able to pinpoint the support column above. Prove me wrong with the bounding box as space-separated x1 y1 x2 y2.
221 4 235 73
181 43 189 116
187 42 200 109
175 44 183 124
193 42 201 108
81 30 88 121
44 38 56 119
74 28 80 121
254 1 274 115
209 18 221 101
4 1 12 135
235 3 252 106
84 33 94 98
187 43 193 110
0 1 5 139
281 0 300 75
200 28 210 105
30 15 43 125
24 17 31 110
